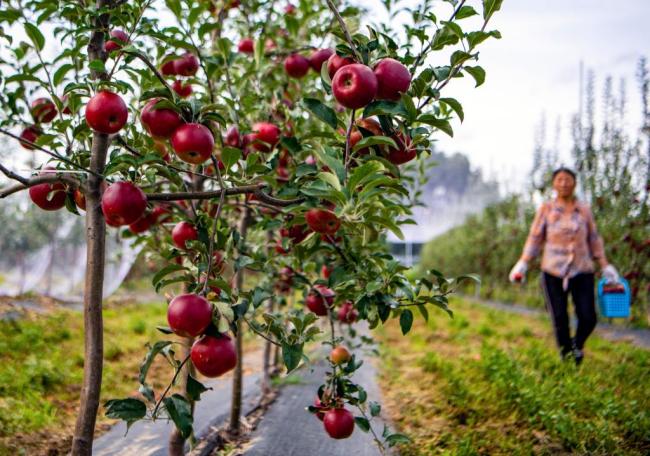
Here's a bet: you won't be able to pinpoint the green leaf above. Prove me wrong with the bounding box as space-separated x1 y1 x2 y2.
352 135 397 152
385 432 411 446
369 401 381 417
186 374 210 401
439 98 464 122
354 416 370 432
24 23 45 51
399 309 413 335
417 115 453 137
363 100 408 118
105 398 146 431
221 146 241 169
282 342 303 373
317 171 342 192
455 5 478 19
139 340 173 384
464 65 486 87
152 264 185 288
456 273 481 284
163 394 193 439
303 98 338 129
53 64 74 86
89 59 106 73
482 0 504 22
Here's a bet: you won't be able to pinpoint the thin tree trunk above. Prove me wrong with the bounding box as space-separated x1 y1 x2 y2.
261 296 274 394
71 2 111 454
229 207 251 434
168 338 195 455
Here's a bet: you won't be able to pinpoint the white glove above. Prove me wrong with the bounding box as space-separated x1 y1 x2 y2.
509 260 528 283
602 264 619 284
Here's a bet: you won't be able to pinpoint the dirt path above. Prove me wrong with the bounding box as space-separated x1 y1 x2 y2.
470 297 650 349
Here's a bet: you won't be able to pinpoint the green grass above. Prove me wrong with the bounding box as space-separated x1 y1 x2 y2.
0 301 167 454
378 297 650 455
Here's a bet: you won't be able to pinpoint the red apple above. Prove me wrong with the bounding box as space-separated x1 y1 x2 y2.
171 123 214 164
313 397 328 421
167 293 213 338
60 94 72 115
238 38 254 54
327 54 355 79
172 79 193 98
101 181 147 226
140 99 183 139
512 272 523 283
30 98 57 123
310 48 334 73
251 122 281 152
305 208 340 235
386 132 416 165
305 285 335 316
224 125 242 148
191 334 237 377
174 52 200 77
373 58 411 101
105 29 129 53
321 264 332 279
128 211 157 234
29 168 66 211
85 90 128 134
151 204 172 223
332 64 378 110
337 301 358 324
161 59 177 76
350 118 384 155
284 54 310 79
284 3 296 14
280 224 309 244
323 408 355 439
276 166 289 183
19 126 40 150
172 221 198 249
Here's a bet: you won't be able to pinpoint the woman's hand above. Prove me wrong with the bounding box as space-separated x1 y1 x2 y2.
602 264 620 284
509 259 528 283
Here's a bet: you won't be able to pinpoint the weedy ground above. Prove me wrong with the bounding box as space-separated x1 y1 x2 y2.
377 297 650 456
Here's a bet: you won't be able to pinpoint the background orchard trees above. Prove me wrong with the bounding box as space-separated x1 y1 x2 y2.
0 0 503 454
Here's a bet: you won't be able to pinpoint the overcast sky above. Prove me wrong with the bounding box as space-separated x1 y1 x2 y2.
367 0 650 193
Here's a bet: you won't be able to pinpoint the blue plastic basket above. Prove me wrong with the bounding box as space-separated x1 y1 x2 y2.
597 278 631 318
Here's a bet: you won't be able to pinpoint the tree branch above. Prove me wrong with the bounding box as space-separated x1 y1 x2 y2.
121 49 174 93
324 0 360 60
146 184 265 201
0 173 82 199
253 188 305 207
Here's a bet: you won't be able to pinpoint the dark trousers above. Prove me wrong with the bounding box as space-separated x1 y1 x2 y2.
541 272 597 352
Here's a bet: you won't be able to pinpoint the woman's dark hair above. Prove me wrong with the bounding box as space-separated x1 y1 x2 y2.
551 166 577 181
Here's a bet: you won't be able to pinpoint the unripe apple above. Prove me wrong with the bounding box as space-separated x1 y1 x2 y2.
332 64 378 110
337 301 358 324
191 334 238 377
326 54 355 79
323 408 355 439
305 285 335 316
140 99 183 139
30 98 57 124
284 54 310 79
19 126 40 149
386 132 416 165
373 58 411 101
251 122 281 152
161 59 177 76
167 293 213 337
101 181 147 226
29 167 66 211
310 48 334 73
105 29 129 53
174 52 200 77
305 208 340 235
172 80 192 98
171 123 215 164
85 90 128 134
224 126 242 148
238 38 254 54
330 346 351 365
172 221 198 249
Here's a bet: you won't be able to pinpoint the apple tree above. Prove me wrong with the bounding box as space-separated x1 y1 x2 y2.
0 0 502 454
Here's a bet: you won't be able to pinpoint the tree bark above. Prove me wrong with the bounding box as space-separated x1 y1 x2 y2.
70 132 109 455
71 2 111 454
261 296 274 394
229 207 251 434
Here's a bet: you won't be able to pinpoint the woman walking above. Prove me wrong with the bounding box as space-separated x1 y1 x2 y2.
509 167 619 364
